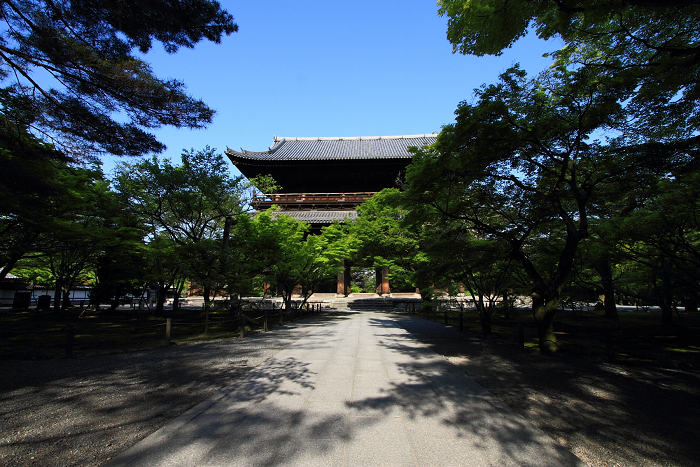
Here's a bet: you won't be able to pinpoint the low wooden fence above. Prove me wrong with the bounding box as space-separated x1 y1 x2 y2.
414 303 529 352
0 302 325 359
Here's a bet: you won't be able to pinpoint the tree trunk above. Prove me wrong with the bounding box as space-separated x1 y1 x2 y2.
0 257 20 280
62 290 71 312
109 291 119 312
156 282 166 315
221 216 232 277
502 289 511 319
597 259 618 321
203 285 211 304
532 292 559 353
477 295 492 336
660 274 674 325
53 278 64 315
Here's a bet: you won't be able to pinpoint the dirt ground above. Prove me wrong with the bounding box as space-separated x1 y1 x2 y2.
395 315 700 467
1 312 698 466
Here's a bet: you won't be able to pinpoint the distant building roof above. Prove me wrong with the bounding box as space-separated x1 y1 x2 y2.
227 134 437 162
273 210 357 224
0 269 18 279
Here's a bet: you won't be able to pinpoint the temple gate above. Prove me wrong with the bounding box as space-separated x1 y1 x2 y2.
226 134 437 295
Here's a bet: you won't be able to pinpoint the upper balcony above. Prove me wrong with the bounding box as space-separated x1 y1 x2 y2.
252 192 377 211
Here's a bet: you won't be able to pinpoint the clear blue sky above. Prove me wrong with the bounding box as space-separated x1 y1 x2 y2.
106 0 560 177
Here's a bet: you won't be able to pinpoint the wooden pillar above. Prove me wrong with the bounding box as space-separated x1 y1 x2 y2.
337 268 345 295
344 262 352 296
337 260 351 296
380 266 390 295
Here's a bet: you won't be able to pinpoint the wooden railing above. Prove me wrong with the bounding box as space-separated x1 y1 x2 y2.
253 192 376 207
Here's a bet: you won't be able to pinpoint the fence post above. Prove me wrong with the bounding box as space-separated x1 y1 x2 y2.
517 323 524 349
240 314 246 339
166 318 172 346
65 325 75 358
459 312 464 332
204 305 210 335
264 309 268 332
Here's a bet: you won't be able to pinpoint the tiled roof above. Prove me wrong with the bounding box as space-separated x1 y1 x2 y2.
278 210 357 224
227 135 437 161
0 268 18 279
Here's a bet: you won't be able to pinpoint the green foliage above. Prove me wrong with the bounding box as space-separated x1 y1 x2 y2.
404 65 647 351
422 0 700 339
7 161 134 312
248 174 282 195
0 0 237 157
595 171 700 323
414 222 515 333
113 147 245 310
0 118 68 278
438 0 700 172
351 189 422 291
250 210 352 309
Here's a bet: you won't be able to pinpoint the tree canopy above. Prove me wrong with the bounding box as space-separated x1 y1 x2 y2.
438 0 700 165
113 146 245 309
404 65 656 351
0 0 237 158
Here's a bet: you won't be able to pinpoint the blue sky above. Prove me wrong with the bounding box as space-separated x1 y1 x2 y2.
106 0 560 177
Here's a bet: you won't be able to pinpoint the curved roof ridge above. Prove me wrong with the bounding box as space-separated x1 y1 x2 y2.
227 133 437 162
226 146 272 156
273 134 437 143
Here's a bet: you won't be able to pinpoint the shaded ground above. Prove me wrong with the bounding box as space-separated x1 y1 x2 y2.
395 315 700 467
0 305 285 359
1 312 699 466
0 321 321 467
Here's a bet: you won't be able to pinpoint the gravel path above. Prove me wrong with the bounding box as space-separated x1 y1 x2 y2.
393 314 700 467
0 319 324 467
1 312 699 467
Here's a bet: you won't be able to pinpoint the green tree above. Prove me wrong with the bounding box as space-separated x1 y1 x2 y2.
0 0 237 157
438 0 700 172
0 113 72 279
114 146 245 311
405 66 639 352
437 2 700 328
412 221 514 335
252 210 352 311
220 213 260 302
141 234 188 313
599 172 700 324
352 189 422 293
10 162 118 313
90 198 148 312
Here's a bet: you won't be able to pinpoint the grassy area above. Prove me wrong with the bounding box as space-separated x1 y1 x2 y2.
427 306 700 367
0 304 296 359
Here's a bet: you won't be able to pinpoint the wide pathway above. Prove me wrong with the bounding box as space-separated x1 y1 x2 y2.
105 312 584 467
